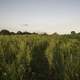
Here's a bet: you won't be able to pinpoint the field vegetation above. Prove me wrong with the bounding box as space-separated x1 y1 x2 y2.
0 29 80 80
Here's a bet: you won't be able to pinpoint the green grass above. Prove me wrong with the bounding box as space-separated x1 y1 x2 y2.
0 34 80 80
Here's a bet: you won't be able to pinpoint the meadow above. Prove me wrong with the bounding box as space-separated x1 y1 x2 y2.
0 33 80 80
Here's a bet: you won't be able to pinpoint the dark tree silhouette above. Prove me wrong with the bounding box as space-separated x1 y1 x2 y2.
17 31 22 35
10 32 15 35
23 31 31 35
0 29 10 35
71 31 76 35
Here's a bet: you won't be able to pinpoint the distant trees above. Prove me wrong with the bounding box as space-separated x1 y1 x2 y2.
0 29 80 36
71 31 76 35
0 29 10 35
0 29 31 35
0 29 44 35
22 31 31 35
17 31 22 35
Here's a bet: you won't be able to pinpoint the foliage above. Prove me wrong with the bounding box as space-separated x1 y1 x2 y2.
0 32 80 80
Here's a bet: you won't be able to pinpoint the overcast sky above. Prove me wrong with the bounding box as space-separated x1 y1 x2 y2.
0 0 80 34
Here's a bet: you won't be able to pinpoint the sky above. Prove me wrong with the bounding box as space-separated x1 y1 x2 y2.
0 0 80 34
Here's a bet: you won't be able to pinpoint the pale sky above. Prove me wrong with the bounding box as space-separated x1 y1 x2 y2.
0 0 80 34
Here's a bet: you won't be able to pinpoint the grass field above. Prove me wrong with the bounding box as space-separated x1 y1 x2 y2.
0 34 80 80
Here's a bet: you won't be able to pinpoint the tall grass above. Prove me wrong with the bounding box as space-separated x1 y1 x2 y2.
0 34 80 80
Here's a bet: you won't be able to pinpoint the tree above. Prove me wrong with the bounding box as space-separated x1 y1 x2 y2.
23 31 31 35
71 31 76 35
0 29 10 35
17 31 22 35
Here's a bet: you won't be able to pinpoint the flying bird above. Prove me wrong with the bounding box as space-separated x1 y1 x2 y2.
23 24 28 26
19 24 28 27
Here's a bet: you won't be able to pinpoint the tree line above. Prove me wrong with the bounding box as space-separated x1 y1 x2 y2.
0 29 47 35
0 29 80 35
